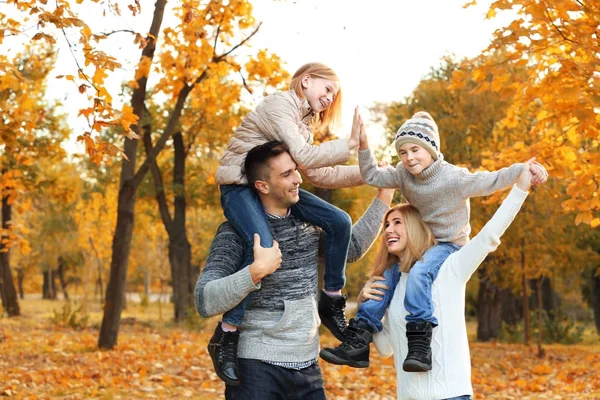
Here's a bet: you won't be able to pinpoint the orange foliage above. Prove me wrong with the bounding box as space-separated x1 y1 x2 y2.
1 305 598 399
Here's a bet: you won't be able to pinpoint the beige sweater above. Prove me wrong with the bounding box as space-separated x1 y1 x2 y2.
215 90 363 189
359 150 524 245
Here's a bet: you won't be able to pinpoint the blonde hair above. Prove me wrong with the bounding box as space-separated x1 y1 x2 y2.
289 62 342 135
371 204 437 276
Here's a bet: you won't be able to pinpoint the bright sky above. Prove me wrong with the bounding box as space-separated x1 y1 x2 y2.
8 0 511 154
248 0 508 148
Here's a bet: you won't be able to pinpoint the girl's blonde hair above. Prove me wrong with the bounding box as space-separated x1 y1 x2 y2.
289 62 342 135
371 204 437 276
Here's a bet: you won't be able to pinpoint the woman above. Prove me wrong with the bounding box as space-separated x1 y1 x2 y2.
359 165 545 399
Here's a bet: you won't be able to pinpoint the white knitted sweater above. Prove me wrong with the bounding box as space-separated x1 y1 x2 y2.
373 185 529 400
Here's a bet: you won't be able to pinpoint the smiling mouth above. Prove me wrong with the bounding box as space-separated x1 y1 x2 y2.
387 238 399 244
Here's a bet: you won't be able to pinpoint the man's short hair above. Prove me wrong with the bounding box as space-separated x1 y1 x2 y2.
243 141 290 188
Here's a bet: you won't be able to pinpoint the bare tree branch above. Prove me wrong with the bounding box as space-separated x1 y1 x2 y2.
216 22 262 60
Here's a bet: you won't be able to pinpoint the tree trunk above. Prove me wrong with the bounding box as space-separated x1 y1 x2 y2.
148 131 193 322
592 267 600 335
98 0 167 350
521 238 530 345
0 185 20 316
476 266 503 341
42 269 58 300
57 256 69 300
536 278 545 358
171 133 193 321
501 288 520 326
17 268 24 300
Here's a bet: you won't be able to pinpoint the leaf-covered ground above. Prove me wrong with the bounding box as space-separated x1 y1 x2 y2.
1 299 598 399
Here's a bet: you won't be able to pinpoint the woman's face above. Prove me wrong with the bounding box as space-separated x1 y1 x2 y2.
384 210 408 256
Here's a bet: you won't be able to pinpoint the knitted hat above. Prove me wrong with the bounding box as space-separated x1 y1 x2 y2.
394 111 441 160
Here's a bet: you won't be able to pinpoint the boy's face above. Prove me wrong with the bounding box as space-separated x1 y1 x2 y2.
398 143 434 176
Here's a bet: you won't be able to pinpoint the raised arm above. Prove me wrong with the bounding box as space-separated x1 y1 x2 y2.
459 163 524 198
301 165 364 189
263 94 351 169
451 171 532 283
346 189 393 262
358 149 400 188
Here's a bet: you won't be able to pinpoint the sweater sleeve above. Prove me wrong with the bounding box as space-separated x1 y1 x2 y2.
358 149 400 188
263 95 351 169
194 224 261 317
301 165 364 189
346 197 389 262
459 163 524 198
373 314 394 357
450 185 529 283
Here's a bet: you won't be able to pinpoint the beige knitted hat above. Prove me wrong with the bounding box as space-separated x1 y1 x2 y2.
394 111 440 160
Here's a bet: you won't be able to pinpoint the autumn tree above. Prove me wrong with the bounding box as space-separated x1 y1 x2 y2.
139 26 287 320
465 0 600 227
0 43 70 316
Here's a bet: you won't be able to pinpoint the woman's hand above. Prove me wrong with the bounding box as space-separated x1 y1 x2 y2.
357 275 388 305
517 158 535 191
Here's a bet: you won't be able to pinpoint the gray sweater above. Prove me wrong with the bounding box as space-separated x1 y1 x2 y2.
359 150 524 245
195 197 389 363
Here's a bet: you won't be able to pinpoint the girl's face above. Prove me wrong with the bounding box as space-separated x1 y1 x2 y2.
398 143 434 176
384 210 408 256
301 75 339 113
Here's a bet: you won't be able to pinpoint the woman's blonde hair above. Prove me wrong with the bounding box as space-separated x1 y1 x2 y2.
289 62 342 135
371 204 437 276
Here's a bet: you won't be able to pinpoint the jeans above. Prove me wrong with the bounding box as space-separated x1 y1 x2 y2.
355 263 401 333
220 185 351 326
225 359 326 400
404 242 461 325
443 396 472 400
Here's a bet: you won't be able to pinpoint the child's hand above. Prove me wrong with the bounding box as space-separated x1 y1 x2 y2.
250 234 282 283
529 161 548 186
359 118 369 150
348 106 362 150
357 276 388 305
517 158 534 191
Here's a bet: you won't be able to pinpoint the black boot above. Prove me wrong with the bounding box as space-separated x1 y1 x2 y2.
319 318 373 368
402 321 434 372
318 291 349 341
208 322 241 386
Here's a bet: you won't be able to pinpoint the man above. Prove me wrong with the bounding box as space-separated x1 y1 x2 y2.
195 141 392 399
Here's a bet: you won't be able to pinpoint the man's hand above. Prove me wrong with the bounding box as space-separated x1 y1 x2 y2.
249 234 282 284
348 106 362 150
357 276 388 305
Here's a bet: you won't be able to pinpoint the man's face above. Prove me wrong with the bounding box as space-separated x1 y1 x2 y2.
264 152 303 208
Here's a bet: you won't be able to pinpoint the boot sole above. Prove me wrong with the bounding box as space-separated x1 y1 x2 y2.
319 349 369 368
402 359 432 372
208 343 242 386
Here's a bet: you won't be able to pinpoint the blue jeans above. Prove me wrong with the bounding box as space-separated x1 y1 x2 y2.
225 359 326 399
220 185 351 326
405 242 461 325
355 263 401 333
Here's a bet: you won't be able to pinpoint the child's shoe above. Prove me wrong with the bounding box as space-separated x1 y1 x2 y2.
318 291 349 341
208 322 241 386
402 321 433 372
319 318 373 368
